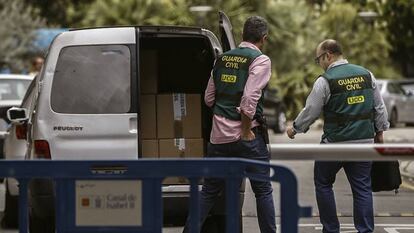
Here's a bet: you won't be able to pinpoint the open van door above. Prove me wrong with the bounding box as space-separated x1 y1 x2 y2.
219 11 236 52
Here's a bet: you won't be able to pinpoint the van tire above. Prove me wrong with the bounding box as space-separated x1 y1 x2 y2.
29 212 55 233
1 186 18 229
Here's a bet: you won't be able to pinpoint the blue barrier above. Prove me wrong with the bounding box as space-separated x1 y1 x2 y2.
0 158 312 233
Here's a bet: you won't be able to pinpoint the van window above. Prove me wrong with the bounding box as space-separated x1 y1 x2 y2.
51 45 131 114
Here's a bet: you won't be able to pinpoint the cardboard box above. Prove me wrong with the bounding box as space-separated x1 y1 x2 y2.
159 138 204 184
157 94 202 139
159 138 204 158
140 50 158 94
141 140 158 158
140 95 157 139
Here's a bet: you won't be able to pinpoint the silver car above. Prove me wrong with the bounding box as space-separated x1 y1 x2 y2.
0 74 34 158
1 75 35 228
398 79 414 95
377 79 414 127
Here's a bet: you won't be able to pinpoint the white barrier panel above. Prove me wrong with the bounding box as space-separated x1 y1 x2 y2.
270 144 414 160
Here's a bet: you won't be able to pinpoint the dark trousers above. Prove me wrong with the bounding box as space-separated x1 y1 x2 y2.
183 131 276 233
314 161 374 233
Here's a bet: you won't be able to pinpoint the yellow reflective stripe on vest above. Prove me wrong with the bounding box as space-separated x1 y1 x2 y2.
221 74 237 83
347 95 365 105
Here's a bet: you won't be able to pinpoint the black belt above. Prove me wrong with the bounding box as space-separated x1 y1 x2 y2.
216 92 242 102
325 112 373 125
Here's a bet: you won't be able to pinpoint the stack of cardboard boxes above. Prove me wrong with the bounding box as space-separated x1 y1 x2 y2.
140 50 204 184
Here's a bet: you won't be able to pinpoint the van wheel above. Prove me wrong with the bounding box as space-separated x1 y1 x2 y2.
29 212 55 233
1 186 18 229
390 109 398 128
273 107 287 133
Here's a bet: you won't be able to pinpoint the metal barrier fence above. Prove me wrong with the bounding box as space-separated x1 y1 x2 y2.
270 144 414 160
0 158 312 233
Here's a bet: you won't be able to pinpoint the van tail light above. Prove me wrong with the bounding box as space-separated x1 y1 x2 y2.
34 140 51 159
15 124 27 140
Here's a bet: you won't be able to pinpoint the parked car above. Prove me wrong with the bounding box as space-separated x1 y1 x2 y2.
0 74 33 159
7 12 246 233
2 77 37 228
377 79 414 127
263 88 286 133
397 79 414 95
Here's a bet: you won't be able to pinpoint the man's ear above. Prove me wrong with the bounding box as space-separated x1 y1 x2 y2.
262 35 268 43
326 52 332 62
258 35 267 48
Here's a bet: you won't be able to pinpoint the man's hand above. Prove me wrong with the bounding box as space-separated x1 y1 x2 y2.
240 110 255 141
286 126 296 139
241 130 256 141
374 131 384 144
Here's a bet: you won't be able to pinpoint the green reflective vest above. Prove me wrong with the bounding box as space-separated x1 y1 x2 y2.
212 47 264 121
322 63 375 142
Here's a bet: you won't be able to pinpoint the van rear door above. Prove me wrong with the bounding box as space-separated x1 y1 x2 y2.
37 28 138 159
219 11 236 52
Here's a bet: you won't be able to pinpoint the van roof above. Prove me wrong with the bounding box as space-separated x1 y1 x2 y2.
69 25 203 34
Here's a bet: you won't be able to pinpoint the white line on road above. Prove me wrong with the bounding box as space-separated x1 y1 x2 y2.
301 224 414 233
384 227 414 233
315 226 357 232
298 224 414 227
401 181 414 191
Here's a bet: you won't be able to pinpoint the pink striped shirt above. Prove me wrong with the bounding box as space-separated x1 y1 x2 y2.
205 42 271 144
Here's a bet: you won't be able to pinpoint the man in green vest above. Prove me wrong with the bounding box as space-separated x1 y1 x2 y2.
183 16 276 233
286 39 389 233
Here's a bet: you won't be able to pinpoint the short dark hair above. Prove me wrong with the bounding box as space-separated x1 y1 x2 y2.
320 39 343 55
242 16 268 43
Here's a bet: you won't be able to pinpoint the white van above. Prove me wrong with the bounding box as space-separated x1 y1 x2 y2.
8 12 240 233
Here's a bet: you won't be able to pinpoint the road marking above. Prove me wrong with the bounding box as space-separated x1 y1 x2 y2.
377 212 392 217
307 224 414 233
298 224 414 227
401 181 414 191
315 226 357 232
384 227 414 233
307 212 414 217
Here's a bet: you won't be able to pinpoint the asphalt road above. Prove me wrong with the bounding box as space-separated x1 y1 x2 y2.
1 125 413 233
261 124 414 233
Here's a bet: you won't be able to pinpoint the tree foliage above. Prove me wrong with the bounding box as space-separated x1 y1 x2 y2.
79 0 194 27
7 0 410 118
260 0 322 117
383 0 414 77
0 0 45 72
318 2 399 79
23 0 93 27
